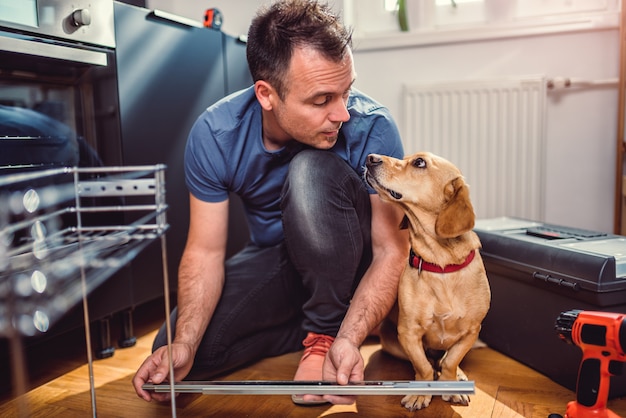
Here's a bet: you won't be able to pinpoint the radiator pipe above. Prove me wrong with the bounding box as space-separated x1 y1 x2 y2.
546 77 619 90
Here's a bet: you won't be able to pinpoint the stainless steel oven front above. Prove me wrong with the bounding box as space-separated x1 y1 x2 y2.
0 0 122 168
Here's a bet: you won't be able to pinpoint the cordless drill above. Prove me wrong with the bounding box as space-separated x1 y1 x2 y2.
555 309 626 418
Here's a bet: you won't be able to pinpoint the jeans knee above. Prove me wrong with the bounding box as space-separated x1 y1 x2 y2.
282 150 351 209
286 150 341 186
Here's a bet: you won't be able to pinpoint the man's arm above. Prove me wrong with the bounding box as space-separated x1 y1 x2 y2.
132 194 229 401
335 195 408 348
316 195 408 405
174 194 229 352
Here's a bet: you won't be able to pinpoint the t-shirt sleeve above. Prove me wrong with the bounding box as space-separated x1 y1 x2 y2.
184 113 230 203
357 111 405 194
365 112 404 158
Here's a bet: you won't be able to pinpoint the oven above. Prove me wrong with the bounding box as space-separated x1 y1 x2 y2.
0 0 122 168
0 1 134 358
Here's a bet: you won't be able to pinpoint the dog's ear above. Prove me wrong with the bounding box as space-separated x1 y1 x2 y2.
435 177 475 238
399 215 409 230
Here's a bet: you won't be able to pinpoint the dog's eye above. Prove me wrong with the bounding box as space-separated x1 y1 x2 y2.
412 158 426 168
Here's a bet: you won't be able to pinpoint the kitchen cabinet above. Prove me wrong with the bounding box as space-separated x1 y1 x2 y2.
114 1 252 314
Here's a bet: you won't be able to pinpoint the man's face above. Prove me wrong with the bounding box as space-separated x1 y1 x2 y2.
271 47 355 150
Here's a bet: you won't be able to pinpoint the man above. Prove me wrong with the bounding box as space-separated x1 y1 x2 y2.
132 0 407 406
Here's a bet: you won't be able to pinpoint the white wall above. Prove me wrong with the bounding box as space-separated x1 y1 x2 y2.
146 0 621 233
354 30 620 233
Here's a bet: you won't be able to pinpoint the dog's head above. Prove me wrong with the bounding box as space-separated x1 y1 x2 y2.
364 151 475 238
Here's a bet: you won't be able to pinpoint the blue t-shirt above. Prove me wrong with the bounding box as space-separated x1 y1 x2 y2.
184 86 403 247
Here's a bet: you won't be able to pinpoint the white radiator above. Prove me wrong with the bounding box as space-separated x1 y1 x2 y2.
402 76 547 220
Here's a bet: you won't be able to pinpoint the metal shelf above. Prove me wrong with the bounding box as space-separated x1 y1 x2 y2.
0 164 170 417
0 165 169 337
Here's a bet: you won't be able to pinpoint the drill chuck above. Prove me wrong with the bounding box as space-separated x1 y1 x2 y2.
555 309 582 345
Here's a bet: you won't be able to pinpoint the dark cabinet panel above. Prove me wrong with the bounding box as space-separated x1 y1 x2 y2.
114 2 252 306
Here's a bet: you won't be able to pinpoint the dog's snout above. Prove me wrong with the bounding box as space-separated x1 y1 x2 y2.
366 154 383 168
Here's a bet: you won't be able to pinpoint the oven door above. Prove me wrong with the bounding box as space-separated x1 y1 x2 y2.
0 28 130 343
0 30 122 168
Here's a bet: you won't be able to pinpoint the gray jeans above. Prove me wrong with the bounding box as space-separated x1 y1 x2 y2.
153 150 373 379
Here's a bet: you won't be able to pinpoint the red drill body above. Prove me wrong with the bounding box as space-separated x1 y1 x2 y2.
556 310 626 418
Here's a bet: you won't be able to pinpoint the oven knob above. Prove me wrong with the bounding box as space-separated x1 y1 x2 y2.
71 8 92 27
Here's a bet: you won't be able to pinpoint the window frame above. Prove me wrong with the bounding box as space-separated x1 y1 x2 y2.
343 0 620 51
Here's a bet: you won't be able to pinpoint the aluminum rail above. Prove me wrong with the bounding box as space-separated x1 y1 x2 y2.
143 380 475 396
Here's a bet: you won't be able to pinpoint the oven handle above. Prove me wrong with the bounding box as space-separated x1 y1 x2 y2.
1 36 107 66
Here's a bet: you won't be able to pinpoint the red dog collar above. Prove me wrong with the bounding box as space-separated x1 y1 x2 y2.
409 249 476 274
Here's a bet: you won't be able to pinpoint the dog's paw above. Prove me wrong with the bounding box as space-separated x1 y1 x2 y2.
442 393 470 406
401 394 432 411
439 368 471 405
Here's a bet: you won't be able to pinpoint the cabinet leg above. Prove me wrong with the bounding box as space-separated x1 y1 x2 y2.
95 317 115 359
118 309 137 348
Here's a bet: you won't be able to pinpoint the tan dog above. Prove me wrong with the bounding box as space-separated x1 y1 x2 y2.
364 151 491 411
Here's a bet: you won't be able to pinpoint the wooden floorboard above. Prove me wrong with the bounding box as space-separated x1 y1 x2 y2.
2 324 626 418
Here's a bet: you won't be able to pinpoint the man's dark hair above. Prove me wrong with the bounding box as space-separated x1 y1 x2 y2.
246 0 353 99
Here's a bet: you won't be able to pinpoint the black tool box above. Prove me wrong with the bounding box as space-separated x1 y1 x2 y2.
474 217 626 397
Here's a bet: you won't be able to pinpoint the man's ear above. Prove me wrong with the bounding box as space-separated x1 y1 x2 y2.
254 80 276 111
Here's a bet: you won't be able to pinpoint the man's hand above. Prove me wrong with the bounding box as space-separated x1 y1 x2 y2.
298 336 364 405
132 342 195 402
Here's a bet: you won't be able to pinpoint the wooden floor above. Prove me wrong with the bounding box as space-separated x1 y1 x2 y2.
2 313 626 418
